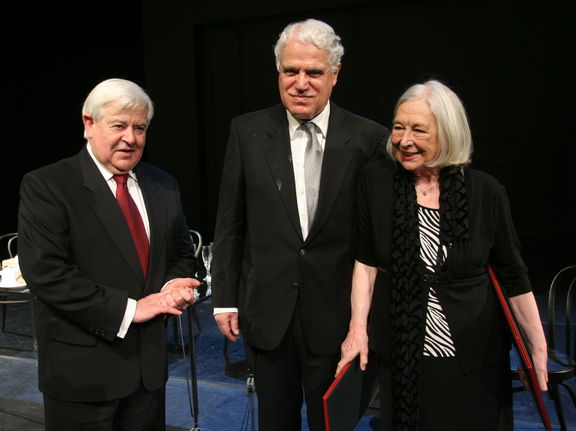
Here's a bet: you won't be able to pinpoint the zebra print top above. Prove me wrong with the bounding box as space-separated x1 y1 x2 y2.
418 205 456 357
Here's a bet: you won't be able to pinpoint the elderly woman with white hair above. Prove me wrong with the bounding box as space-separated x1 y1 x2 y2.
337 80 547 431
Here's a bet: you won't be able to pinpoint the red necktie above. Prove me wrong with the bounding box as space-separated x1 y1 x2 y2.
113 174 149 278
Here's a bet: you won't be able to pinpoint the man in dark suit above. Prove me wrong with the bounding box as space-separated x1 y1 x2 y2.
211 19 389 431
18 78 199 431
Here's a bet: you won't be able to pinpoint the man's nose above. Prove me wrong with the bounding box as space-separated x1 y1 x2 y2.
295 71 309 90
121 128 137 144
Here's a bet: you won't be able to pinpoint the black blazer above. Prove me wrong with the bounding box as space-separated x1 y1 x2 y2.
212 102 389 355
356 159 532 372
18 147 195 402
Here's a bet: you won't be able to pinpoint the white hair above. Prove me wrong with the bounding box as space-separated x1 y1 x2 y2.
82 78 154 138
274 19 344 72
387 80 473 167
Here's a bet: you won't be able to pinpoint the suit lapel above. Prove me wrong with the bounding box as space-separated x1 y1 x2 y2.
307 103 354 240
79 149 145 283
263 106 303 241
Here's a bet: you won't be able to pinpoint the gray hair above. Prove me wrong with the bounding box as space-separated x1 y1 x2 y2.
386 80 473 168
274 19 344 73
82 78 154 138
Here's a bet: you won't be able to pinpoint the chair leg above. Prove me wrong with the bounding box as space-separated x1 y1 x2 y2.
29 299 37 352
1 302 6 332
190 305 202 336
548 383 568 430
558 382 576 407
172 316 178 344
167 316 185 354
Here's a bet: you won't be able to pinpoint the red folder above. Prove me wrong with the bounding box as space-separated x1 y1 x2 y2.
322 354 378 431
488 265 551 430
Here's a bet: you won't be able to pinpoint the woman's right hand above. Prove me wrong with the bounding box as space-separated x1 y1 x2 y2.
336 260 377 376
335 326 369 375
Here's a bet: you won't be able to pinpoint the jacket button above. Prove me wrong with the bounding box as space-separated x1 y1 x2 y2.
299 249 306 256
292 283 300 289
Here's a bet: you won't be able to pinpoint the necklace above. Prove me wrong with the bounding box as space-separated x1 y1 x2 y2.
415 183 437 196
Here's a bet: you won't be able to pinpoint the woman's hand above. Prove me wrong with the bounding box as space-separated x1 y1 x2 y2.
336 261 378 376
508 291 548 391
530 347 548 391
336 326 369 376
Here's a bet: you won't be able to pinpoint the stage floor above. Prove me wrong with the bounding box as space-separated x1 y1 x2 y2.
1 297 574 430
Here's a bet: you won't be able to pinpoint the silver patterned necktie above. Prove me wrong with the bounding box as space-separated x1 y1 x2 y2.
302 121 323 226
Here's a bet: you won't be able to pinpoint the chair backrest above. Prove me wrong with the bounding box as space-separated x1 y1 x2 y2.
0 232 18 260
7 234 17 258
546 264 576 365
189 230 203 258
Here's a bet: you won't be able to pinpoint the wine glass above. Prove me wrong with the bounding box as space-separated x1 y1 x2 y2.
202 243 213 295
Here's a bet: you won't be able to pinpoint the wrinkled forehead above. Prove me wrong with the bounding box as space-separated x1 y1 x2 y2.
97 103 149 125
103 101 148 117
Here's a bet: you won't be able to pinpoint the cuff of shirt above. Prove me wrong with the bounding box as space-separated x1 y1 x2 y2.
213 307 238 316
117 298 137 339
161 279 174 290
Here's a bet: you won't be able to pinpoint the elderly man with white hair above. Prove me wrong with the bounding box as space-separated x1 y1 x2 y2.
211 18 389 431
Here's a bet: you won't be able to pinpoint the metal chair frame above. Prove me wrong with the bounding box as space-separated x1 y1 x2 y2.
0 233 36 351
189 229 202 258
1 233 29 331
545 265 576 430
512 265 576 430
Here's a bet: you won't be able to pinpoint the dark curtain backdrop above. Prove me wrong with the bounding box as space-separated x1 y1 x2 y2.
3 1 573 290
2 2 146 233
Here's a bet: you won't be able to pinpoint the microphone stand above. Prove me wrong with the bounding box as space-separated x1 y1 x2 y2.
187 305 201 431
177 306 201 431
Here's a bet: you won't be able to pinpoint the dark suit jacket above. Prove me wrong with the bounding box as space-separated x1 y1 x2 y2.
212 102 389 355
18 147 195 402
356 159 532 372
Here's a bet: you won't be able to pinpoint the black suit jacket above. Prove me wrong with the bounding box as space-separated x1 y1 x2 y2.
18 147 195 402
212 102 389 355
356 159 532 372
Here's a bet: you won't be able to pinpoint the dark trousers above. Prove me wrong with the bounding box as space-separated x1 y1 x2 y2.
43 381 165 431
377 356 512 431
251 307 338 431
420 357 512 431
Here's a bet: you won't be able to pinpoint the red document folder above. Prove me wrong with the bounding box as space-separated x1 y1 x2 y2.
322 354 378 431
488 265 551 430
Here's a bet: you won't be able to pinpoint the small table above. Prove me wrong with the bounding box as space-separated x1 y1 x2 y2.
0 283 36 351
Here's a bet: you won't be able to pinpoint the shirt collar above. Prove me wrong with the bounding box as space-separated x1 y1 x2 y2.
86 143 138 182
287 102 331 139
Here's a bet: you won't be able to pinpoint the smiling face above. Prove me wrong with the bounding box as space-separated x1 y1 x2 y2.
390 99 440 174
278 38 340 120
83 102 149 174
